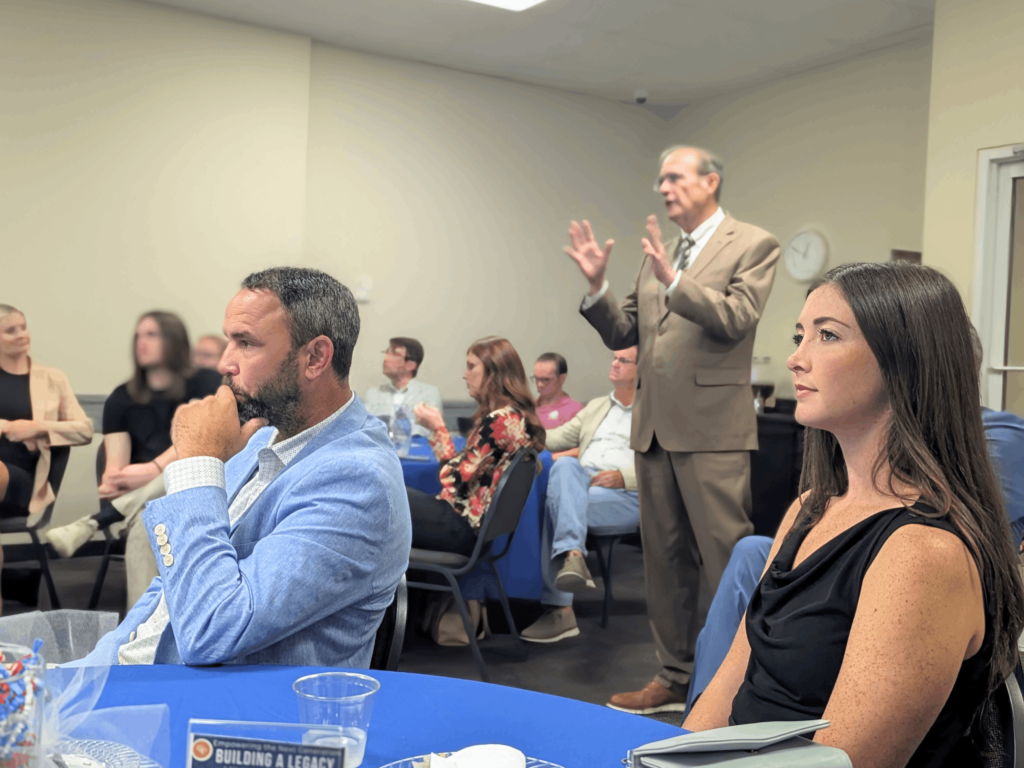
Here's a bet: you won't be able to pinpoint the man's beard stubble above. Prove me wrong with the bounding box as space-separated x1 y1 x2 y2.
228 350 305 439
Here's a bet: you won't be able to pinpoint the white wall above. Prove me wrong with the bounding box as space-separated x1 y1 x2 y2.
922 0 1024 302
667 38 933 398
302 44 667 403
1 0 936 531
1 0 312 520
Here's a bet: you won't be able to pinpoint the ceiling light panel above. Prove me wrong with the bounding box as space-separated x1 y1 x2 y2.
460 0 547 12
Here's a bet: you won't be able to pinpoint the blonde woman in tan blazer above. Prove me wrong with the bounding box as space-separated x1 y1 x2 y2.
0 305 93 613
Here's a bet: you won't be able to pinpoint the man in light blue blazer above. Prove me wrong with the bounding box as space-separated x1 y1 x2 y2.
76 267 412 667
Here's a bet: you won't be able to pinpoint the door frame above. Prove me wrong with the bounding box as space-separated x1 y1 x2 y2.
972 144 1024 408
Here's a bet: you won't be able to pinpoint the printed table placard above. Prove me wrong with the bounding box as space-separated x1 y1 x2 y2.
187 721 346 768
190 734 343 768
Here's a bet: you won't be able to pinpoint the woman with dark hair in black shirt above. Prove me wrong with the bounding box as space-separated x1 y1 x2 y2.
46 312 220 569
684 263 1024 768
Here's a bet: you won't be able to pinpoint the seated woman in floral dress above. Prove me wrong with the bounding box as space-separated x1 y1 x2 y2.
410 336 545 557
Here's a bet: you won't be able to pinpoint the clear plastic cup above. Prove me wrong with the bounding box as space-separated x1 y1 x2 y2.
293 672 380 768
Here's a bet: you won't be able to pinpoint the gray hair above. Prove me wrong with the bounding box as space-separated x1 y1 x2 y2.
658 146 724 201
241 267 359 381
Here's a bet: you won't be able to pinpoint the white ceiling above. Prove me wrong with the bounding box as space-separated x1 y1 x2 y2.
138 0 935 107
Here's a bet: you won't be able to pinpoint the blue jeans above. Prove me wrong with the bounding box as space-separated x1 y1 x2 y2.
686 535 772 709
541 457 640 608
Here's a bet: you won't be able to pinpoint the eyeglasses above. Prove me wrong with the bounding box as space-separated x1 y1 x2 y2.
653 173 684 192
612 356 637 366
382 349 408 360
530 376 556 386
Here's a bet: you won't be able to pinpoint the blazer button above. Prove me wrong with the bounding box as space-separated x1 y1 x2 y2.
163 554 174 567
160 543 171 556
154 523 167 536
156 533 168 546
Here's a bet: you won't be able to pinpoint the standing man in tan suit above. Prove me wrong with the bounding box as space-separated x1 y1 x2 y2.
565 146 779 713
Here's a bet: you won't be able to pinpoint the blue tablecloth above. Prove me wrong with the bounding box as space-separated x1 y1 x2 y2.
94 664 680 767
400 437 553 602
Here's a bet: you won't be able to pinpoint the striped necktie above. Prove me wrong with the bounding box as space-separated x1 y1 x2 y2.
674 234 696 272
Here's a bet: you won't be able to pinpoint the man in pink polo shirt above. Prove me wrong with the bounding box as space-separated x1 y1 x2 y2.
533 353 584 430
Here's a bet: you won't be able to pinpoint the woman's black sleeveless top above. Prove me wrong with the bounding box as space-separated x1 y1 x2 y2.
730 503 995 767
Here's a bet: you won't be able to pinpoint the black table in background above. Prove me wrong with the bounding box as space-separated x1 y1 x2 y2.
750 409 804 538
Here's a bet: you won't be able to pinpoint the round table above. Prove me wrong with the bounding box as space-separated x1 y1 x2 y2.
95 665 681 767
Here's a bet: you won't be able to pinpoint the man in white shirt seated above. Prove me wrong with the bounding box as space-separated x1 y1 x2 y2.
522 347 639 644
363 337 442 438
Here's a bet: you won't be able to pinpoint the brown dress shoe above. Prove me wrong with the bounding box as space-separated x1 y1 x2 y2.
606 680 688 714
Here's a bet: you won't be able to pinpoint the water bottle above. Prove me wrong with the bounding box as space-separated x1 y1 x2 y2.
391 404 413 458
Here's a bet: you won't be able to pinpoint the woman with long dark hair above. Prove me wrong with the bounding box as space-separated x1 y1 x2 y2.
0 304 93 614
46 312 221 573
410 336 545 556
684 262 1024 767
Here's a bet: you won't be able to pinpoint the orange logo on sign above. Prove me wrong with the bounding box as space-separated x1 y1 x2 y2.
192 739 213 762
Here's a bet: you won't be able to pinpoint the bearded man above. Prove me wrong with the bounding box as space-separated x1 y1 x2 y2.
74 267 411 667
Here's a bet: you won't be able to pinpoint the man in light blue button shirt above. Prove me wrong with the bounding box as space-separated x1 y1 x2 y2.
363 337 443 439
75 267 411 667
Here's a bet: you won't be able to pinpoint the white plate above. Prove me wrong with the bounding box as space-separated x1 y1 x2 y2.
55 740 162 768
378 757 565 768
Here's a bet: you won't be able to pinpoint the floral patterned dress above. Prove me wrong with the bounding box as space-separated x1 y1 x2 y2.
428 405 532 531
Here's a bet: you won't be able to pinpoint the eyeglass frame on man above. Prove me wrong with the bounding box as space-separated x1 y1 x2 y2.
382 347 408 361
652 172 686 192
612 355 637 366
652 169 720 194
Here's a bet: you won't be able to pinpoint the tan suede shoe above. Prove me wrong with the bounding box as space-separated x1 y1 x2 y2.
521 607 580 644
606 680 688 714
554 551 596 593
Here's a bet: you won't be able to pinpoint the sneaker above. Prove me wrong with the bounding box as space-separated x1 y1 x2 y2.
521 607 580 644
554 551 596 593
606 680 688 715
45 517 99 559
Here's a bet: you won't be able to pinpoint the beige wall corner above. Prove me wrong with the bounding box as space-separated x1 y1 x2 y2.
0 0 312 523
922 0 1024 307
668 38 933 398
301 43 668 403
0 0 311 397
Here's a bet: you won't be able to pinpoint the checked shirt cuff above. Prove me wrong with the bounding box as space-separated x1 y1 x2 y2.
165 456 225 495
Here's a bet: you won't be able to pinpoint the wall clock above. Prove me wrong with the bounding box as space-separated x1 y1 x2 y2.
783 229 829 282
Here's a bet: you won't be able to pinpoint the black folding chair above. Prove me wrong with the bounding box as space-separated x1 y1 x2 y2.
407 448 538 681
369 574 408 672
982 661 1024 768
1 446 71 609
85 443 127 610
588 519 640 628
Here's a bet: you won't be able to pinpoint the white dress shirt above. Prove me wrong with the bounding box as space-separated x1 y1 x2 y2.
363 379 442 438
581 206 726 310
116 395 354 665
579 392 634 473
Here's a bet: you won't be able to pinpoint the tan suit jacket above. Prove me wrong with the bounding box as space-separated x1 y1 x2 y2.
581 214 779 454
0 360 93 514
545 395 638 490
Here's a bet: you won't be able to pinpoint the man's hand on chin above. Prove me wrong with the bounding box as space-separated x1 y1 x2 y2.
172 386 267 462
